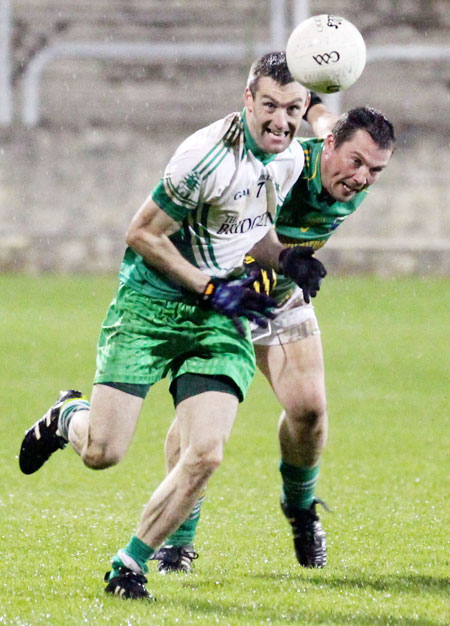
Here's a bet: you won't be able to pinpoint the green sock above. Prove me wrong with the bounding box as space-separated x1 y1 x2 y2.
58 398 90 440
280 461 319 510
110 535 155 578
164 495 205 547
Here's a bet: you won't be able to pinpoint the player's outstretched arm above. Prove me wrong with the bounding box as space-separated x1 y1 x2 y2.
305 100 339 138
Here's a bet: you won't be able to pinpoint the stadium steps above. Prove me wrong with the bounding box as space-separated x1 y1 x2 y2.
13 0 268 128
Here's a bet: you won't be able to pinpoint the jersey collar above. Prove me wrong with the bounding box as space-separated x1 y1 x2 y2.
309 140 334 203
242 109 277 165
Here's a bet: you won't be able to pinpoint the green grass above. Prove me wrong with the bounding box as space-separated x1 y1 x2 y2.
0 274 448 625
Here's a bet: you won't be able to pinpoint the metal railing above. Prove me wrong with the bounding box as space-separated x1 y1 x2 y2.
21 40 450 127
21 41 270 127
6 0 450 127
3 0 295 126
323 43 450 113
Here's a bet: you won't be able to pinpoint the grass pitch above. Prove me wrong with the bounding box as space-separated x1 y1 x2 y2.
0 274 448 625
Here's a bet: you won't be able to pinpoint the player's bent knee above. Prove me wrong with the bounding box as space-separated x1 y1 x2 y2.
82 442 124 470
183 444 224 477
286 406 327 433
193 450 223 475
302 408 327 429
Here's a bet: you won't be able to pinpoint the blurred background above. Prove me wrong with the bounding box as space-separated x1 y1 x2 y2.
0 0 449 275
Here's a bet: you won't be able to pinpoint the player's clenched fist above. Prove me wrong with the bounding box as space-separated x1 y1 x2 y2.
199 275 276 336
278 246 326 303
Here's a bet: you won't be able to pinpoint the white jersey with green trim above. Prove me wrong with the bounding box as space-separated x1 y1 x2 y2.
120 111 304 300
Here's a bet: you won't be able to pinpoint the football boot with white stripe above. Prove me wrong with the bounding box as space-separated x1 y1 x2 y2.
104 567 153 600
281 498 328 568
19 390 83 475
152 545 198 574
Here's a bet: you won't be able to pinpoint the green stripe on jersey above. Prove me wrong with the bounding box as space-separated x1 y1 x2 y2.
152 180 193 221
196 142 228 178
188 207 212 270
152 119 238 220
192 115 239 175
198 145 230 180
199 203 220 270
165 175 199 210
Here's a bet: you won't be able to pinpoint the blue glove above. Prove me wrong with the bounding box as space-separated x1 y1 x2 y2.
200 274 276 337
278 246 327 303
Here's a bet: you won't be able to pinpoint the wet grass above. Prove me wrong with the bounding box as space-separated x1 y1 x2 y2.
0 274 449 625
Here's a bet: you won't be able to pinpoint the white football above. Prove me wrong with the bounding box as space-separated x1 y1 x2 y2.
286 14 366 93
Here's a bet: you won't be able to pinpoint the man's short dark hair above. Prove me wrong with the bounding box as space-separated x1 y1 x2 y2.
332 106 396 150
247 51 296 97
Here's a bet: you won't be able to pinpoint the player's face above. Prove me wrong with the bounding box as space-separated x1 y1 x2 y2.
321 129 393 202
244 77 309 153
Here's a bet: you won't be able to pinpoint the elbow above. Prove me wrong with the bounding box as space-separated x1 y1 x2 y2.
125 224 143 251
125 225 161 264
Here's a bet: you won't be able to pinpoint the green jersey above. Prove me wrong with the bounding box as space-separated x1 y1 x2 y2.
273 137 367 302
276 137 367 248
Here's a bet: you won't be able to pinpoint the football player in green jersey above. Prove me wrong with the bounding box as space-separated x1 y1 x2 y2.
156 105 395 573
18 52 327 601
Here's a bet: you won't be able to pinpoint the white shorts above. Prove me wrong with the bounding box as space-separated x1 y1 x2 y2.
251 286 320 346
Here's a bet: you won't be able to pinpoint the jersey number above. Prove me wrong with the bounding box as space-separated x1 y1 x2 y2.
256 181 266 198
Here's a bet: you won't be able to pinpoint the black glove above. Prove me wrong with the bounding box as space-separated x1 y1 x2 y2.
278 246 326 304
199 274 276 337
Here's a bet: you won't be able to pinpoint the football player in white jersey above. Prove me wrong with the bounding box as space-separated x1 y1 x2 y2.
19 52 326 601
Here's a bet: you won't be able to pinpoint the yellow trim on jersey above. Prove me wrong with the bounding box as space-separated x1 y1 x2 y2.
303 150 321 182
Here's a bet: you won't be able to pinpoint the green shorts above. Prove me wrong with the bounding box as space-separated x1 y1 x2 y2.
94 283 256 402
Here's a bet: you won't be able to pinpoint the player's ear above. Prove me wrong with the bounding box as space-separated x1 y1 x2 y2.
322 133 335 160
303 90 311 116
324 133 335 150
244 87 254 112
